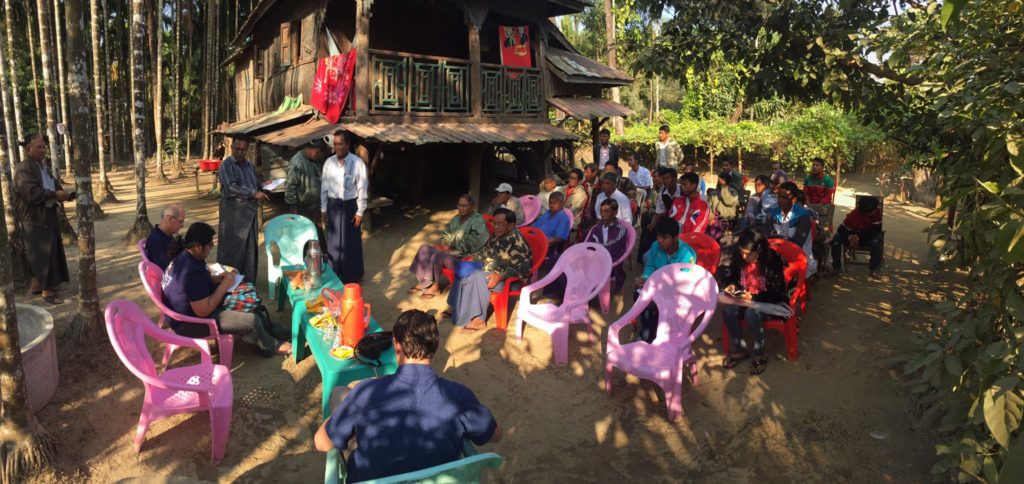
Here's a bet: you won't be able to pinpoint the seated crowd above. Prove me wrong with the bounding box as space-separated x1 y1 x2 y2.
130 135 883 480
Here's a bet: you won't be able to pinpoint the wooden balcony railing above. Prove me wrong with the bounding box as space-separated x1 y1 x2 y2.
370 49 471 114
368 49 544 117
481 63 543 116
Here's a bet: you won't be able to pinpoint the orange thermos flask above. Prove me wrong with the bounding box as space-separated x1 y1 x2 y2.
338 283 370 347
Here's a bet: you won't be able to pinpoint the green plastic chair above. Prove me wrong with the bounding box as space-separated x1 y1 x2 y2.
263 214 319 308
325 441 502 484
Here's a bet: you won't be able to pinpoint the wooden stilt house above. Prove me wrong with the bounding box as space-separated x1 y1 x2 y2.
219 0 632 206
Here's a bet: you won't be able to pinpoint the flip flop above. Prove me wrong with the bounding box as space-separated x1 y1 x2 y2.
419 291 440 300
750 357 768 375
722 351 750 369
407 285 425 294
43 294 64 305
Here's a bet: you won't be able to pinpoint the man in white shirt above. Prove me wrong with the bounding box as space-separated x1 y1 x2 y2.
626 154 653 190
637 166 682 263
591 128 619 171
593 172 632 225
321 130 369 283
488 183 525 223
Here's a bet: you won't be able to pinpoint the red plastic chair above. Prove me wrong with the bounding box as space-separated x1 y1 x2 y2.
679 232 720 275
482 214 495 236
721 240 806 361
139 261 234 369
105 300 233 464
770 238 809 315
490 227 548 330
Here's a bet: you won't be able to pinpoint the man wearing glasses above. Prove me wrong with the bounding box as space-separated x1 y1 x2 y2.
144 203 186 270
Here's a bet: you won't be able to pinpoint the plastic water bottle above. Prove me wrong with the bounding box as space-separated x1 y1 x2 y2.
304 240 322 291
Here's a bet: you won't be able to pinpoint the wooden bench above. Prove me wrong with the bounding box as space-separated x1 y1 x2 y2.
363 196 394 231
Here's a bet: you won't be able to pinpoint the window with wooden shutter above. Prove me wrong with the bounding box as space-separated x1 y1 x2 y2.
255 45 265 79
280 22 292 67
300 14 315 62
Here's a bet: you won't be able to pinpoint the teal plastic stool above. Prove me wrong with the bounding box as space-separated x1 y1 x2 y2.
263 214 318 308
325 441 501 484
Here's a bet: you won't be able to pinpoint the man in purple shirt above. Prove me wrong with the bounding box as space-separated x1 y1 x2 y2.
315 310 502 481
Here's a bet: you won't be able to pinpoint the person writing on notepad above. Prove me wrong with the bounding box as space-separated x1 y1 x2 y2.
161 222 291 357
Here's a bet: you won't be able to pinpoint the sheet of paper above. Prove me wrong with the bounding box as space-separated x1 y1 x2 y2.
208 263 225 275
227 273 245 293
262 178 286 191
717 293 793 318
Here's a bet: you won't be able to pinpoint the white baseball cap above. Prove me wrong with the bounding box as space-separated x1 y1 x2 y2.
494 183 513 193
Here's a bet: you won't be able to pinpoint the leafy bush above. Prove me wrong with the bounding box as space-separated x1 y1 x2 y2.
612 103 886 174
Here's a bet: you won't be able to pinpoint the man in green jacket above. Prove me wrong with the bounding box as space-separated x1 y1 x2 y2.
285 137 329 220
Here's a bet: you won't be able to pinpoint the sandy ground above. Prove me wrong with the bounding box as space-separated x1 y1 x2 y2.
21 166 954 483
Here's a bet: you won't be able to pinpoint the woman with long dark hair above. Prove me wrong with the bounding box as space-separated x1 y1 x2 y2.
720 229 789 374
162 222 291 356
12 133 71 305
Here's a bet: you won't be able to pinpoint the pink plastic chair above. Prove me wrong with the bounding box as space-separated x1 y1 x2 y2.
138 239 150 263
518 195 541 226
105 300 233 464
515 243 612 364
139 261 234 369
604 263 719 421
583 222 636 314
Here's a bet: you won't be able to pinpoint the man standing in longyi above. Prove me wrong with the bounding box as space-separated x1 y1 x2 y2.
217 137 266 282
321 130 369 283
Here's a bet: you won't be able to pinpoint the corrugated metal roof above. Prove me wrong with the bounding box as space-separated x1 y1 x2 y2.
548 97 634 119
216 106 315 136
256 119 339 148
255 119 578 148
546 47 633 86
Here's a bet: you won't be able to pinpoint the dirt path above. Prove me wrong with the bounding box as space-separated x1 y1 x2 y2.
27 170 944 482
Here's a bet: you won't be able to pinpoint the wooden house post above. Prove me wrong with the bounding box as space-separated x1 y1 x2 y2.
354 0 371 118
463 6 486 118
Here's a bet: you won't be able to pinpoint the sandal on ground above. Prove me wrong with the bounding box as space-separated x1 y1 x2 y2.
419 289 441 300
722 351 750 369
407 283 431 294
751 357 768 375
43 294 64 305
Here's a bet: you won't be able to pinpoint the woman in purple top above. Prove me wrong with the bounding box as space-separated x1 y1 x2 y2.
161 222 292 356
585 198 629 293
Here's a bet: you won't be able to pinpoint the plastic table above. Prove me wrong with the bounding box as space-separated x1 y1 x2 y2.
284 268 397 417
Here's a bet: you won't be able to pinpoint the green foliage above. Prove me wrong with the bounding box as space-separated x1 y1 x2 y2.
631 0 1024 478
615 103 884 173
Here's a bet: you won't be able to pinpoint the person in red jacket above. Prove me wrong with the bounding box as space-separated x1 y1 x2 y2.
829 195 883 279
670 172 710 234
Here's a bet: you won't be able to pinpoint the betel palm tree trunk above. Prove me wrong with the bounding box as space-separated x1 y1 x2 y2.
125 0 153 244
91 0 116 204
64 0 103 340
0 19 32 288
2 0 21 163
172 0 183 175
52 0 73 180
152 0 167 183
24 0 44 134
0 120 55 484
602 0 623 136
35 0 77 245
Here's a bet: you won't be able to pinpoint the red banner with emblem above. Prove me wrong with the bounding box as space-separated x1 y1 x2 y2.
311 49 357 122
499 25 532 69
